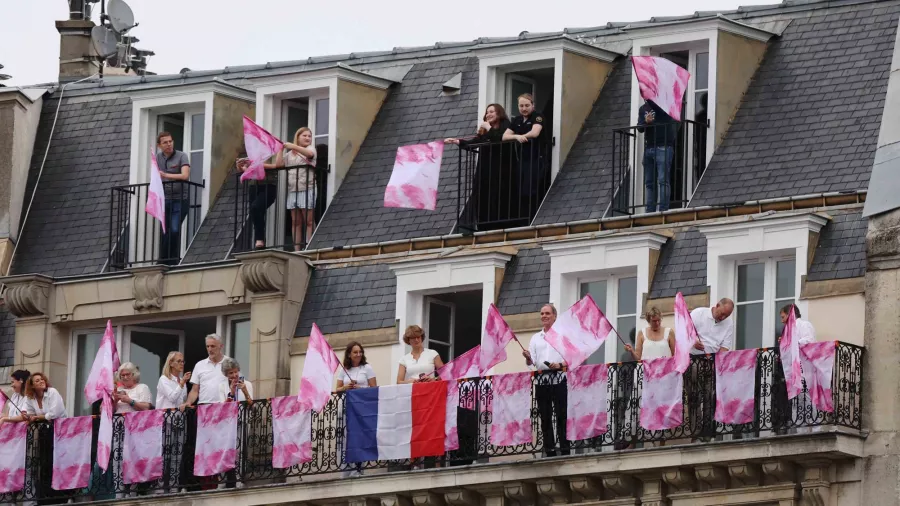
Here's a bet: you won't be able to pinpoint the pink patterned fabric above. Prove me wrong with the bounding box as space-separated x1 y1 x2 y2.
194 403 239 476
639 357 683 431
544 294 613 368
566 364 609 441
0 422 27 493
438 345 481 381
673 292 700 373
714 349 758 425
0 388 7 415
145 149 166 232
800 341 836 413
123 410 164 484
52 417 92 491
298 324 341 411
240 115 284 182
631 56 691 121
83 320 120 472
384 141 444 211
96 396 113 473
271 396 313 468
480 304 516 372
780 309 803 399
489 372 532 447
445 385 459 451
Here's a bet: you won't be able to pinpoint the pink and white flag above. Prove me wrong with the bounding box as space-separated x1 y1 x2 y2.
97 396 114 473
240 115 284 182
640 357 683 431
780 308 803 399
800 341 836 413
674 292 700 374
567 364 609 441
490 372 532 447
0 422 27 493
194 402 239 476
438 346 481 381
83 320 120 472
480 304 517 373
544 294 614 369
271 396 313 468
298 324 341 412
714 349 758 425
445 384 460 451
146 149 167 233
0 388 7 415
631 55 691 121
123 409 164 484
52 416 92 491
384 141 443 211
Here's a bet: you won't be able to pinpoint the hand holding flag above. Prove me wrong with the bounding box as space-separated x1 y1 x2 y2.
145 150 166 232
240 115 284 182
544 294 614 368
673 292 700 373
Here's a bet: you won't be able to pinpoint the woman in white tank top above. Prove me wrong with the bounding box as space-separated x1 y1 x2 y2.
625 307 675 360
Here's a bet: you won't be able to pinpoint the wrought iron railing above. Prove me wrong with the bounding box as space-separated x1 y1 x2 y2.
609 119 708 216
231 164 329 253
456 139 552 233
0 344 862 502
108 180 204 269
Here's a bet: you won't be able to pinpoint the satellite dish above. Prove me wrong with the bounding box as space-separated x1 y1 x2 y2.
107 45 128 67
107 0 136 33
91 25 118 58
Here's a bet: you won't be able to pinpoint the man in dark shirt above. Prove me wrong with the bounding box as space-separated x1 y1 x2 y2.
636 100 679 213
155 132 191 264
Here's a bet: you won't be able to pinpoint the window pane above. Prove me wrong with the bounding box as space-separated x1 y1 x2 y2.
509 78 534 114
617 316 636 362
617 277 637 315
695 52 710 90
427 302 452 353
191 113 204 150
774 298 796 340
315 98 330 135
287 105 308 136
776 260 796 299
736 303 764 350
188 152 204 185
230 319 251 377
431 342 450 365
580 280 607 363
737 263 765 302
74 332 105 416
129 331 181 403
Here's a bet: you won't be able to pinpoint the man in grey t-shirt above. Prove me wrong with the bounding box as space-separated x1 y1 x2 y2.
155 131 191 264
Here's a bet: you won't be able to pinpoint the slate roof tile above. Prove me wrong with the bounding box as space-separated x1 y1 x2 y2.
648 228 708 300
497 247 551 315
295 263 397 336
0 303 14 367
807 209 867 282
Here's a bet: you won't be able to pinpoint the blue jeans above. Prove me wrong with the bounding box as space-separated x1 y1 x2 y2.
643 146 674 212
162 199 188 264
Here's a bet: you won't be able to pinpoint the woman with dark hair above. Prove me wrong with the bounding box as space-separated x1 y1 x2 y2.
503 93 547 221
336 342 377 392
0 369 29 423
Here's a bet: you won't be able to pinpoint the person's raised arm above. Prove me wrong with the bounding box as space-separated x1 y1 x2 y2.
180 383 199 411
283 142 316 160
263 150 285 170
158 376 185 407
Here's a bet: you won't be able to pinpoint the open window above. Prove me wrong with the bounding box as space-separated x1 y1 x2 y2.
579 274 638 364
424 290 483 364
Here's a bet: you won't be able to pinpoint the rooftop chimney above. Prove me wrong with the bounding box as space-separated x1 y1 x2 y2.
56 1 100 82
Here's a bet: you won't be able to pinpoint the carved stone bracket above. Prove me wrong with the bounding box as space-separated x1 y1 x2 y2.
663 468 697 493
412 492 446 506
798 460 834 506
569 476 603 501
695 465 730 490
504 481 537 505
602 475 636 498
348 499 380 506
763 460 798 485
239 258 285 294
130 265 166 310
3 275 52 318
381 495 412 506
637 472 667 506
443 490 482 505
537 478 571 503
728 463 762 487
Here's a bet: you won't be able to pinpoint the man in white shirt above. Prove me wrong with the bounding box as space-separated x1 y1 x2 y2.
522 304 569 457
181 334 230 409
690 298 735 354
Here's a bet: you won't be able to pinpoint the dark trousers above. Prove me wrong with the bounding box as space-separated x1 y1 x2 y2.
449 407 478 466
161 198 188 264
250 184 277 243
536 382 569 456
771 349 791 433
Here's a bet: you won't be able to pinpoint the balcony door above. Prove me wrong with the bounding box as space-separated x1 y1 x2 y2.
123 327 186 404
425 299 455 365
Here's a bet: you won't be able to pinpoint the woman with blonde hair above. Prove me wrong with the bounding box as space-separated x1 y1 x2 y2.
264 127 318 251
396 325 444 384
625 307 675 360
157 351 191 410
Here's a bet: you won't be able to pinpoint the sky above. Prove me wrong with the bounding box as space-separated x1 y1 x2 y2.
1 0 779 87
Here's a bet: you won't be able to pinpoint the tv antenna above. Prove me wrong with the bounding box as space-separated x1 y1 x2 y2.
88 0 154 76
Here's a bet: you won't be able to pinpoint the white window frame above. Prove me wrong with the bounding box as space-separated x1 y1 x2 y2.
734 255 797 349
576 272 639 364
424 298 456 360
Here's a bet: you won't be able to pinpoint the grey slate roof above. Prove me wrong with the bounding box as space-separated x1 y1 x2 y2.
497 246 551 315
690 4 899 206
11 95 132 277
295 263 396 336
648 228 708 299
533 57 632 225
0 303 14 367
308 58 479 249
807 208 867 281
182 167 240 264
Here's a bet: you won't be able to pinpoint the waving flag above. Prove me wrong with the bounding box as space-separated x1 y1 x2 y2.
83 320 120 472
240 115 284 182
384 141 444 211
714 349 757 425
145 149 166 233
674 293 700 374
801 341 836 413
194 403 239 476
544 294 614 369
97 396 114 473
567 364 609 441
490 372 533 447
480 304 517 372
345 382 447 462
123 409 165 485
640 357 683 431
271 396 313 468
780 308 803 399
631 56 691 121
438 346 481 381
0 422 27 493
0 388 7 415
52 417 93 491
298 324 341 411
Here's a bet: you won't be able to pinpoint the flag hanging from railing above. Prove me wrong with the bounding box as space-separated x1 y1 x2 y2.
780 308 803 399
384 141 443 211
0 388 7 415
240 115 284 182
480 304 517 373
801 341 836 413
490 372 533 447
97 396 113 474
673 292 699 374
631 55 691 121
640 357 683 431
272 396 313 468
567 364 609 441
194 402 239 476
123 409 165 485
438 345 481 381
52 416 92 491
445 383 460 452
298 324 341 412
83 320 120 472
544 294 613 369
0 422 27 493
146 149 167 233
714 349 758 425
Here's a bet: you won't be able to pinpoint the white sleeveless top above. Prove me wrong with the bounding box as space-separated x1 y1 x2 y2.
642 328 673 360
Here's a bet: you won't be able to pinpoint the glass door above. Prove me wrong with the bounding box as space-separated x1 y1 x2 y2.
425 299 455 364
123 327 185 404
506 74 536 116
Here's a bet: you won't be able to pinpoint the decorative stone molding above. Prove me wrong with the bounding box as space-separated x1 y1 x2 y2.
799 460 834 506
695 465 729 490
637 472 667 506
536 478 571 503
602 475 636 498
411 492 445 506
443 490 481 505
663 468 697 492
348 499 380 506
569 476 603 501
381 495 411 506
130 265 166 310
239 258 285 294
504 481 537 504
728 463 762 487
762 460 798 484
3 275 52 318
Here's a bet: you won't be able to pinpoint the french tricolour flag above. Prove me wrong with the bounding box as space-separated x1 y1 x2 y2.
345 381 447 462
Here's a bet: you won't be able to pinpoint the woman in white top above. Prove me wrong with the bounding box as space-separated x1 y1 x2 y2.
218 358 254 404
397 325 444 384
21 372 67 421
337 341 378 392
114 362 154 413
0 369 30 423
625 307 675 361
157 351 191 410
264 127 318 251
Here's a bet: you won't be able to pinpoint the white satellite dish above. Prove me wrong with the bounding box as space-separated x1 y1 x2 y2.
107 0 136 33
91 25 118 58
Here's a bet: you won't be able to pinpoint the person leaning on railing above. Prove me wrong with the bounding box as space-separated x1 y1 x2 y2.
0 369 29 424
503 93 546 217
155 131 192 264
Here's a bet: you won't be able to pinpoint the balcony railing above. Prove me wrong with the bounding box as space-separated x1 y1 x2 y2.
0 344 862 502
609 119 708 216
456 140 552 233
232 164 329 253
108 180 204 269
